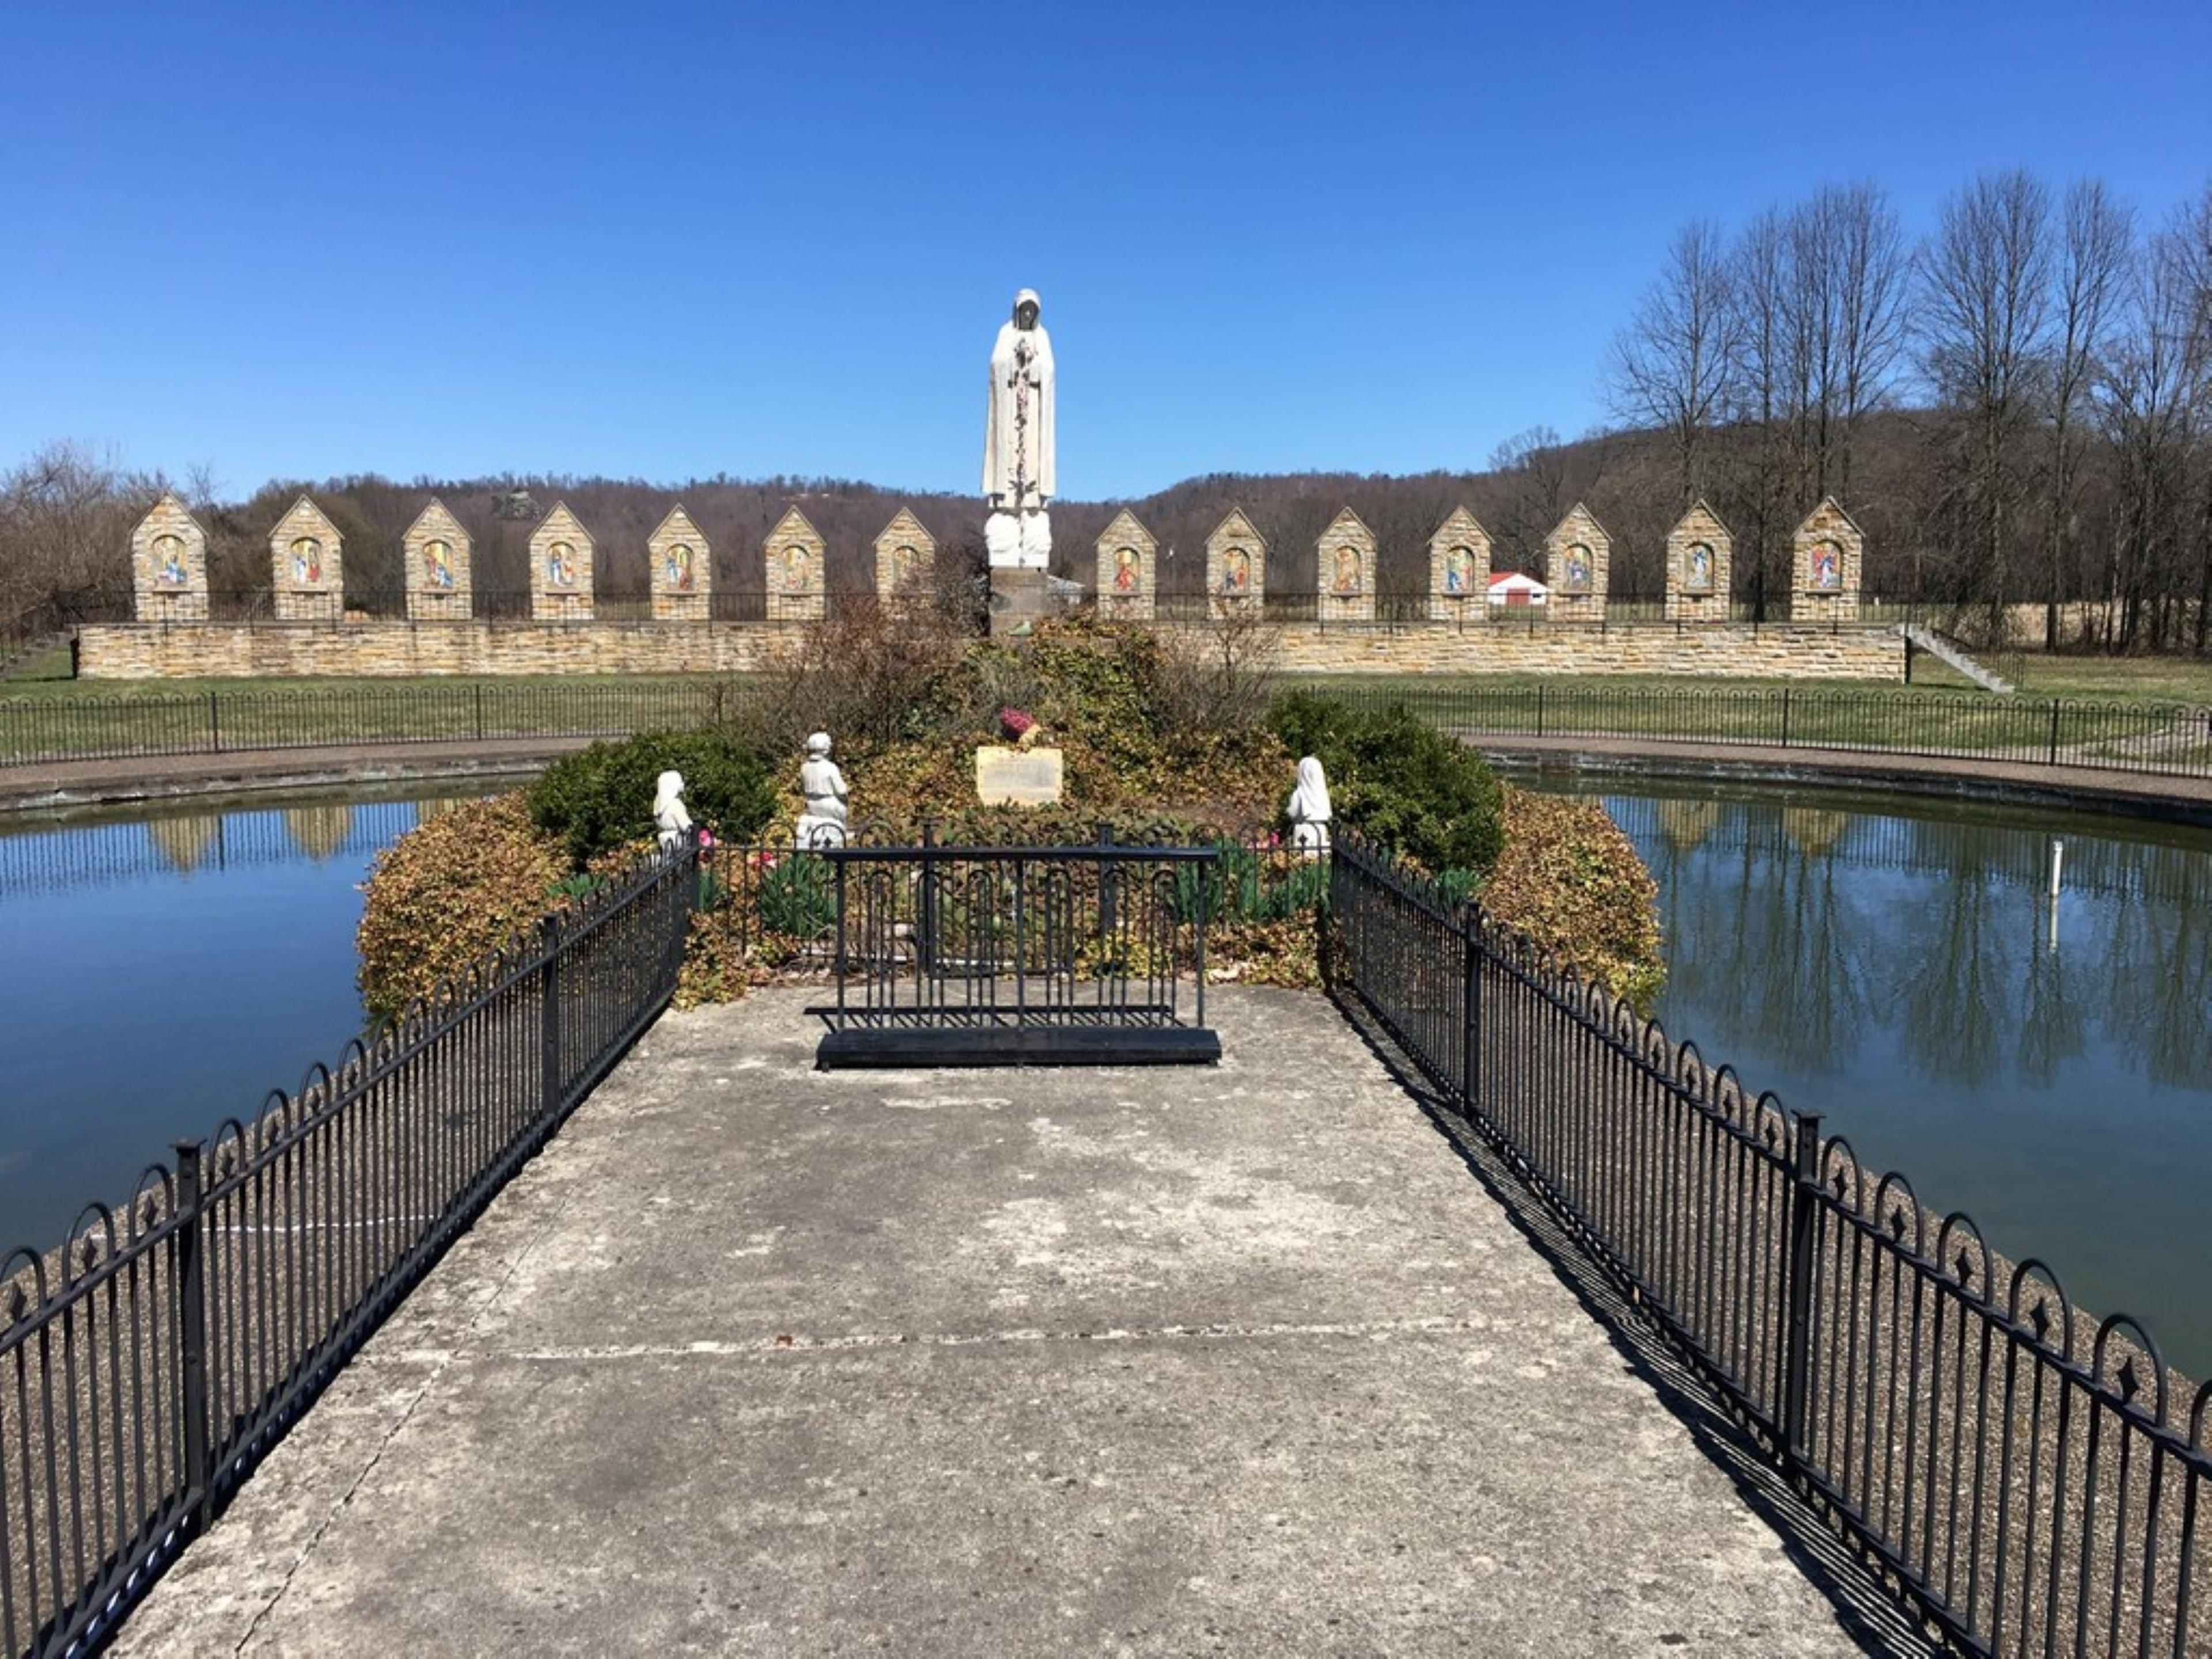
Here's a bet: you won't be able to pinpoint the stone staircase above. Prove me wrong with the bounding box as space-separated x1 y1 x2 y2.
1901 623 2015 694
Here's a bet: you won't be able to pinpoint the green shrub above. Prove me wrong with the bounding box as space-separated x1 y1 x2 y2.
528 728 779 864
1266 690 1505 875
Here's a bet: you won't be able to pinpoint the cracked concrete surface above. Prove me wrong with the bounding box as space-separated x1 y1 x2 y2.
113 988 1885 1656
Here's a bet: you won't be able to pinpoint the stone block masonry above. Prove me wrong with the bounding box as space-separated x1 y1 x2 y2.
77 618 1906 681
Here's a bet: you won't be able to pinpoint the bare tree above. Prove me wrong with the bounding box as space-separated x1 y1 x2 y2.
1607 219 1740 508
1919 169 2056 627
2043 180 2133 646
1824 182 1914 501
2097 219 2198 650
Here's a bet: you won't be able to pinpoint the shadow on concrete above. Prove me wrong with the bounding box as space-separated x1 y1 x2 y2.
1326 985 1945 1659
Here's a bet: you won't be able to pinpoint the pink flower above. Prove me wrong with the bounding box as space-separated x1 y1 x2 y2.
999 706 1036 741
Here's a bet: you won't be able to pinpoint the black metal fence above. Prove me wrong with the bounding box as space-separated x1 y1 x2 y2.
0 843 697 1658
12 675 2209 787
1310 680 2212 783
1330 828 2211 1656
0 680 738 768
810 837 1223 1066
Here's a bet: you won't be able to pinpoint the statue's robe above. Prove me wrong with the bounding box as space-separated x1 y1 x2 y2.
983 320 1056 507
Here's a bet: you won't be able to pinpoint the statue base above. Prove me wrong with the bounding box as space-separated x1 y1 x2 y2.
987 567 1051 637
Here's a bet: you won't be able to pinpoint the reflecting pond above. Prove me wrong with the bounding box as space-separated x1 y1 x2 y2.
1519 766 2212 1380
0 785 492 1254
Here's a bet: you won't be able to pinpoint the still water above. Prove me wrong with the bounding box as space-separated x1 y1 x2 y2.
1520 766 2212 1380
0 786 490 1256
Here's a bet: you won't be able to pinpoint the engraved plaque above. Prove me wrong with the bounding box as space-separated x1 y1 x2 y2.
974 745 1064 806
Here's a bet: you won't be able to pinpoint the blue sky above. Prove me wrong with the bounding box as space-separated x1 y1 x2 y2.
4 1 2206 501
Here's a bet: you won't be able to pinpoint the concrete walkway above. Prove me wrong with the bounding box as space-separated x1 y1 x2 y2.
117 989 1902 1657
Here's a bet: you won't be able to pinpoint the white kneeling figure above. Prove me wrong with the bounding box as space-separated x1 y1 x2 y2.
653 770 693 852
796 731 850 849
1287 755 1332 857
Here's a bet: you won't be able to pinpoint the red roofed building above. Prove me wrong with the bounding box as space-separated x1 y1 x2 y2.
1487 570 1550 607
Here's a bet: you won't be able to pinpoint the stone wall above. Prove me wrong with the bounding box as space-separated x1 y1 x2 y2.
1192 620 1904 681
1427 506 1490 623
79 622 808 679
649 506 710 622
79 617 1905 681
1094 509 1156 622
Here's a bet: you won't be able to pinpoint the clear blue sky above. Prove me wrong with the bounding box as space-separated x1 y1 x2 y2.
5 1 2206 502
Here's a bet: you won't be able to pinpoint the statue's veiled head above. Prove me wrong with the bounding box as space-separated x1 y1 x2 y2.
1013 287 1041 329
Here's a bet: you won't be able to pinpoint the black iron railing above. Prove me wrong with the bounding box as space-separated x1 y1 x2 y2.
10 677 2207 786
0 843 697 1658
1308 680 2212 783
809 836 1224 1066
1330 828 2212 1656
0 680 740 768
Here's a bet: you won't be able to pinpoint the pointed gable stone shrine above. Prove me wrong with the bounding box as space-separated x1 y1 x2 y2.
529 503 596 622
1544 502 1610 624
649 506 711 622
131 494 210 623
1094 509 1157 622
270 496 343 622
1317 507 1377 623
1428 506 1491 622
1206 507 1266 618
1664 500 1731 623
1791 497 1863 624
873 507 936 606
403 499 472 621
765 507 827 623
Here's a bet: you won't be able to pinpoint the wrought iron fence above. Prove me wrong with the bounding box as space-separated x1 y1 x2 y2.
809 836 1224 1066
1329 828 2211 1656
0 680 740 768
1308 680 2212 783
0 843 698 1658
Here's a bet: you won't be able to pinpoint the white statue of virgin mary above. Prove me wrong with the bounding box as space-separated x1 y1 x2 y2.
983 288 1055 567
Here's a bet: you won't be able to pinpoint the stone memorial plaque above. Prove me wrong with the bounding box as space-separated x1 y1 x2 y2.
975 745 1063 806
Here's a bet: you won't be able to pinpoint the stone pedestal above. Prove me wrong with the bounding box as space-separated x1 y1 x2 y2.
988 567 1051 636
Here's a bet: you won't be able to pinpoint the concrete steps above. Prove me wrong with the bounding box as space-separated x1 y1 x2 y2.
1901 623 2015 694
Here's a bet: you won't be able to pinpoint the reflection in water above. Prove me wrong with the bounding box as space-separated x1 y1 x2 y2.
1531 771 2212 1380
0 786 491 1256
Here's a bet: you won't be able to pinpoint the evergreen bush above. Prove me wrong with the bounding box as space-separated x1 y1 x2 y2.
1266 690 1506 876
528 728 779 863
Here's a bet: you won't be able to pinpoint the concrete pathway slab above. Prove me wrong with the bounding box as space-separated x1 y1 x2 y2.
116 988 1883 1657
